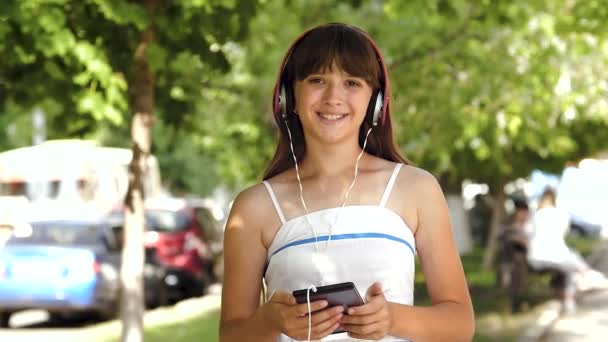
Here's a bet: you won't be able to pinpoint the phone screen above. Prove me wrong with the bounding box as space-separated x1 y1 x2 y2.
293 282 364 308
292 282 364 334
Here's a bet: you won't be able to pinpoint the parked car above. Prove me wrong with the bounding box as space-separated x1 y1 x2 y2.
110 197 217 303
143 197 216 302
0 218 121 328
98 213 169 309
185 197 225 282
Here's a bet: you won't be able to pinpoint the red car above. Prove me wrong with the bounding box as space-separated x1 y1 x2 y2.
142 197 217 302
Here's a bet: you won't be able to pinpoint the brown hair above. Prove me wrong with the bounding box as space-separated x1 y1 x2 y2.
263 23 409 180
539 187 557 207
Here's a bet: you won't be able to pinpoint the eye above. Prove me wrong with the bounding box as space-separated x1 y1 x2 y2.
346 80 362 87
307 77 324 84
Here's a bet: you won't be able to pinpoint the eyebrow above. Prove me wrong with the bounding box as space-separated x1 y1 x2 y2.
305 72 366 79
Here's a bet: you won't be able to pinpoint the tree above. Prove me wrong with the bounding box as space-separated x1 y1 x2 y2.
381 0 608 266
1 1 257 341
4 0 607 277
196 0 608 267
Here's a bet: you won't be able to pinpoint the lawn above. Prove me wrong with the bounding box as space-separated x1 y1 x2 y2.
97 236 598 342
94 296 221 342
143 309 219 342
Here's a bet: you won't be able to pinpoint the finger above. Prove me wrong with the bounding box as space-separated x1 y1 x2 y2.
347 331 383 341
294 319 341 341
314 321 341 339
339 312 377 325
311 310 343 335
342 321 380 336
347 297 382 316
269 290 297 305
291 307 342 339
365 282 384 302
293 300 329 316
292 305 342 330
310 306 344 325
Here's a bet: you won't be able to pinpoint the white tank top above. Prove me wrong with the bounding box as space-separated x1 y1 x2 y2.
263 164 415 342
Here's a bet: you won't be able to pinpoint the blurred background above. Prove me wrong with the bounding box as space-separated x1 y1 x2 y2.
1 0 607 341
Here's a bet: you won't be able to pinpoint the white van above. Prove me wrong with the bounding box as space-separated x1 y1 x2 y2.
0 140 163 213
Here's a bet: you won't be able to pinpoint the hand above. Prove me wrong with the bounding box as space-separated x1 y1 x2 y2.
339 282 393 340
263 290 344 340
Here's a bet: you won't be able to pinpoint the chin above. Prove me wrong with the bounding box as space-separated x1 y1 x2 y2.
313 129 358 145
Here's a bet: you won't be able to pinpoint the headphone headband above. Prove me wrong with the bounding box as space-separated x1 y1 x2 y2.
272 24 390 126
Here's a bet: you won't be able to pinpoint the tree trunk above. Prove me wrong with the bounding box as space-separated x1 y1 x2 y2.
121 9 155 342
482 185 506 270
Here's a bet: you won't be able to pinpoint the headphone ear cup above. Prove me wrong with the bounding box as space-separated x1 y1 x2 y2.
284 82 295 118
367 89 383 126
279 83 287 119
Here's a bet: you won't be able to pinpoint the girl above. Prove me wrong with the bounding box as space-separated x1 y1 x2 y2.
220 23 474 341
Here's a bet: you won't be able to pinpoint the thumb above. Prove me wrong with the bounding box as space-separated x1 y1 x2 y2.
269 290 297 305
365 282 384 302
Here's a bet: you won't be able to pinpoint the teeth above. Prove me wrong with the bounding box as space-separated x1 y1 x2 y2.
319 113 346 121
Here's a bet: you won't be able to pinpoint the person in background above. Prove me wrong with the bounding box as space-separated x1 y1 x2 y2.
527 187 608 313
469 193 492 247
496 197 531 312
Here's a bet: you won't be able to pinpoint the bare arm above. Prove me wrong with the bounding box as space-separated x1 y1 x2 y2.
219 186 280 342
389 170 474 341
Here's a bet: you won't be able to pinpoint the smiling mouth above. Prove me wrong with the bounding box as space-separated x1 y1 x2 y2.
316 112 348 121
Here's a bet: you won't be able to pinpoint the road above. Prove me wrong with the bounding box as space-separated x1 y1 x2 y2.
0 284 222 342
0 310 108 342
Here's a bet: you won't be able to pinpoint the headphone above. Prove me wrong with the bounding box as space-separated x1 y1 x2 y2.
272 24 391 127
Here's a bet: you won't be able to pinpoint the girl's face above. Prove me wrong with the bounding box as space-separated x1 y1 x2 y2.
293 65 373 144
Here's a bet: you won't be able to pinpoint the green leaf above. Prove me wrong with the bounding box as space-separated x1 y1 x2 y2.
37 7 65 32
76 91 105 115
146 43 169 73
89 0 148 29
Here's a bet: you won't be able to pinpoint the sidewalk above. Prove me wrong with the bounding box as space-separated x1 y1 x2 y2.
523 240 608 341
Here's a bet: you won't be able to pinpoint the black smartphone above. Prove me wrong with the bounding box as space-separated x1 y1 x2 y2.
292 282 364 334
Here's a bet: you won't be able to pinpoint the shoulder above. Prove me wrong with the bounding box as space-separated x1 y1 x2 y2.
396 164 443 199
231 183 269 213
391 164 446 231
226 182 274 234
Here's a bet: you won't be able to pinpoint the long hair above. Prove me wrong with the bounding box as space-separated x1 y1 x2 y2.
263 23 409 180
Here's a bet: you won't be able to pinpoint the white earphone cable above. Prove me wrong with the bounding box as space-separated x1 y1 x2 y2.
306 284 318 342
327 127 373 249
284 120 319 251
283 120 373 340
284 121 373 252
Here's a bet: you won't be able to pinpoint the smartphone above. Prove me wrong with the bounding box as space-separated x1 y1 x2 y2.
292 282 364 334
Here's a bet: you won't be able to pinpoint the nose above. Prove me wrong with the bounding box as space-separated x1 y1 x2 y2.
322 81 345 107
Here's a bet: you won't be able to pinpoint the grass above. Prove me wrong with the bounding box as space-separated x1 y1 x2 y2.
96 309 220 342
93 296 221 342
92 236 599 342
143 309 219 342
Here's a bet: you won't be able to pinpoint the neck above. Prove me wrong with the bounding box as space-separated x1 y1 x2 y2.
299 137 367 179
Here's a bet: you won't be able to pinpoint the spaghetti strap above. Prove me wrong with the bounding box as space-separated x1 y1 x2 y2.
262 180 287 224
379 163 403 207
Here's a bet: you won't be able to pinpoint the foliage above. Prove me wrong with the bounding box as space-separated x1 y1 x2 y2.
0 0 257 195
189 0 608 193
380 0 608 191
2 0 608 196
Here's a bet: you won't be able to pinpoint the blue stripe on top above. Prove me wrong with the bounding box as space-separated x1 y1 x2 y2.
270 232 415 258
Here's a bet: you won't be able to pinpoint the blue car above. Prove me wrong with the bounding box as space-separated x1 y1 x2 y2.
0 218 121 328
